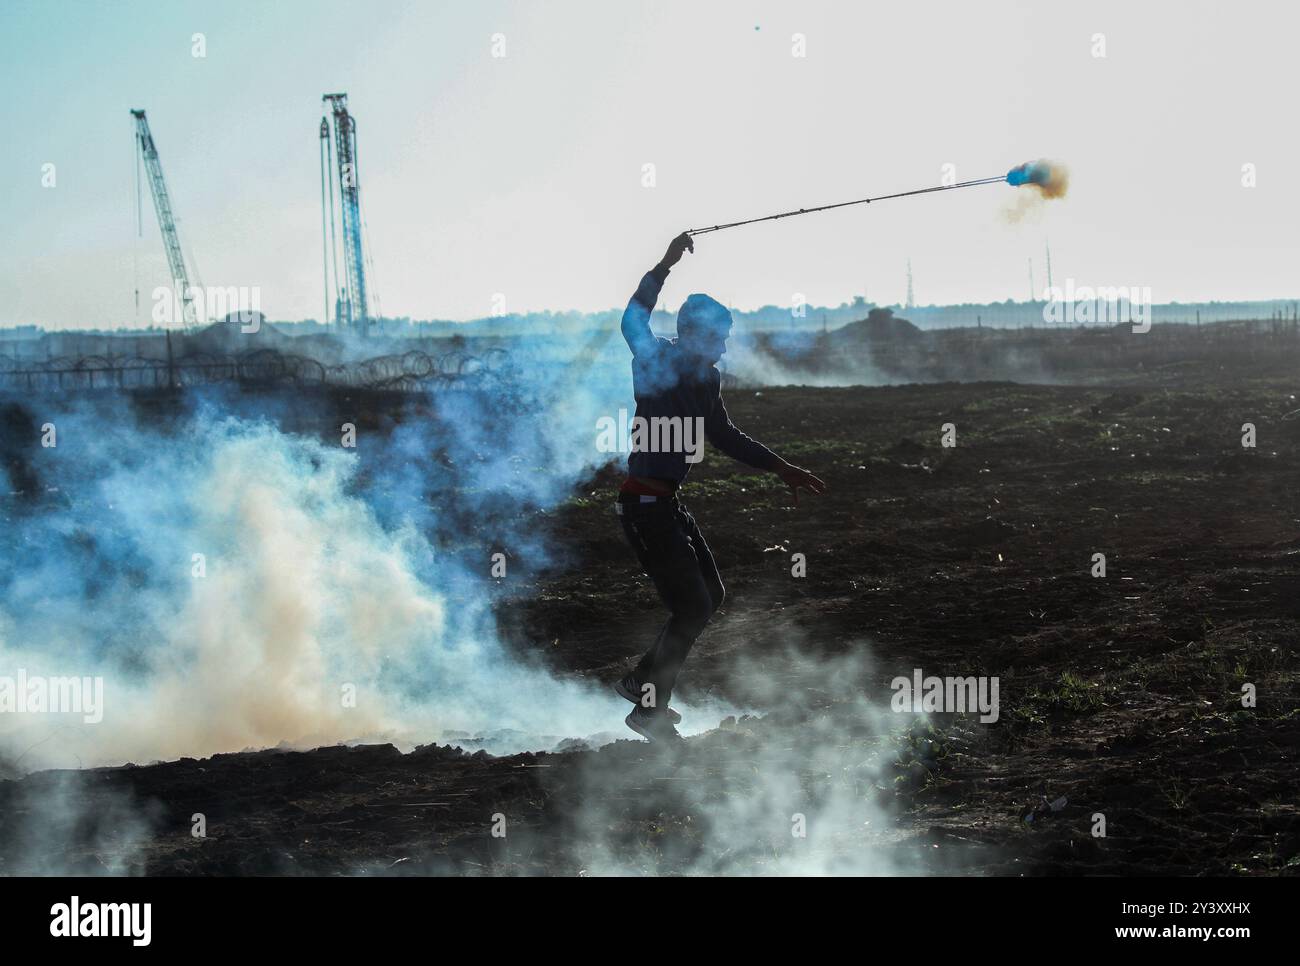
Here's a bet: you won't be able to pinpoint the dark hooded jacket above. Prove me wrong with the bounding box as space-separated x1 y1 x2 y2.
620 265 779 484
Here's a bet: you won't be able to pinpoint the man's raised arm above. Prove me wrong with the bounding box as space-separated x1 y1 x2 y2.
620 232 695 356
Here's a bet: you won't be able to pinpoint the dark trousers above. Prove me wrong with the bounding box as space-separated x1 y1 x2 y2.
619 497 724 708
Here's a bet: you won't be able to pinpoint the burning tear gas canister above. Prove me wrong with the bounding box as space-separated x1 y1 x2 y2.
686 159 1068 235
1005 159 1069 198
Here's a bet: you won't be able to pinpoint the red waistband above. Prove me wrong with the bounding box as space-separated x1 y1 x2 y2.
619 476 676 497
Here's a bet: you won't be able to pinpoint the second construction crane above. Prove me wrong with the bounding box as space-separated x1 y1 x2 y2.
320 93 375 337
132 109 199 328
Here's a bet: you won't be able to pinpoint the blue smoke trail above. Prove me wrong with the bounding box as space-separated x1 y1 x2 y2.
1006 161 1051 187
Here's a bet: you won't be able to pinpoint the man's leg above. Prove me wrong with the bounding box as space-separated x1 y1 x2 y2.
679 505 725 617
643 506 725 706
621 502 718 709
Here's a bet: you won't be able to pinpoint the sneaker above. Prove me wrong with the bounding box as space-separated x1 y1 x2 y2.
625 706 683 743
614 672 681 724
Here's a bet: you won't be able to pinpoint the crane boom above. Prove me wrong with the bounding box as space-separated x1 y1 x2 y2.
322 93 369 336
130 109 197 328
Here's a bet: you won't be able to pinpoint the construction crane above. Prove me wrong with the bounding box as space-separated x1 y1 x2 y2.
131 109 199 329
321 93 371 337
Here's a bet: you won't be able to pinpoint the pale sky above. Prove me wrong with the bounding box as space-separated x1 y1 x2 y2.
2 0 1295 329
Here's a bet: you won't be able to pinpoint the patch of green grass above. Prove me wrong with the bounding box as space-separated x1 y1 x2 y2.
1043 670 1107 714
776 437 861 461
1162 778 1189 811
1006 670 1108 729
957 389 1045 414
1123 470 1212 485
890 720 953 788
681 472 764 501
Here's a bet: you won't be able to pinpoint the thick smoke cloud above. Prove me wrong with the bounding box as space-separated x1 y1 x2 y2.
0 333 728 770
522 640 949 876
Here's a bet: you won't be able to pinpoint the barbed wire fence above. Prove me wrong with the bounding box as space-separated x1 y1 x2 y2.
0 347 515 394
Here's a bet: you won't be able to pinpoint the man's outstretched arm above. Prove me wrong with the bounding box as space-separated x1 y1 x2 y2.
620 232 694 356
705 389 829 506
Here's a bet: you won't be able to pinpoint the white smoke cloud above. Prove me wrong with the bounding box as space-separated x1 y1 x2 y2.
0 356 743 771
542 643 950 876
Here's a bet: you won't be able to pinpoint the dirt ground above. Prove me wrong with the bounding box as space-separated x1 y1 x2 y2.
2 358 1297 876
